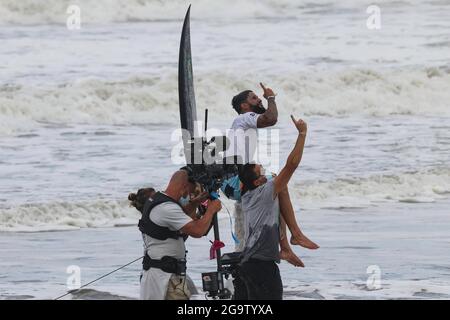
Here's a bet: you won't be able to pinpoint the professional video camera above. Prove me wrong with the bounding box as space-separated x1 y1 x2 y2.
180 111 242 300
183 158 242 299
183 136 239 198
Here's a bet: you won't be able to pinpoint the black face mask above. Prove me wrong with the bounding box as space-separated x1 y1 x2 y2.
250 103 266 114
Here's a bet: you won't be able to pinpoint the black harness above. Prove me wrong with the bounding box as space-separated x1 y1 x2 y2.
142 253 186 275
138 191 187 241
138 191 188 274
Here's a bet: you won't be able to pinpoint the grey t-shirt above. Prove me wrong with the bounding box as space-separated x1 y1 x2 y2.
142 201 192 260
240 180 280 263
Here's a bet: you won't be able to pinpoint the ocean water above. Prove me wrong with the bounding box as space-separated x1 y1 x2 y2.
2 200 450 300
0 0 449 299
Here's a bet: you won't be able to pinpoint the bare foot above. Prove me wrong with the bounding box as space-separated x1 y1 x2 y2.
280 249 305 267
290 234 320 250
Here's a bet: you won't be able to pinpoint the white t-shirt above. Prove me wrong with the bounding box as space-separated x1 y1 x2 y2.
140 200 192 300
225 112 260 164
142 201 191 259
231 112 260 130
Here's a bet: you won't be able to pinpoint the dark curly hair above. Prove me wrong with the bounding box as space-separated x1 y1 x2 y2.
238 163 258 195
231 90 252 114
128 187 156 213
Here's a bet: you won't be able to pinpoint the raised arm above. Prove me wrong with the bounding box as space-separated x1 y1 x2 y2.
180 200 221 238
273 116 307 195
257 82 278 128
182 191 209 219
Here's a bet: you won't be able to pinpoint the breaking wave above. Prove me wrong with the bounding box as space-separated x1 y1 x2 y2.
295 168 450 210
0 200 139 232
1 67 450 135
0 0 419 25
1 168 449 232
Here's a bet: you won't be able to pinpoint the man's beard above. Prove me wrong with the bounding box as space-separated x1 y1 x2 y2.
250 101 266 114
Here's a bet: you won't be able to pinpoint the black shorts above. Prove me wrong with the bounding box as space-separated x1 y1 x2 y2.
234 259 283 300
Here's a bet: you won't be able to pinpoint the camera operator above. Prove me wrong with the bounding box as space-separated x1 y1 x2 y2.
129 170 221 300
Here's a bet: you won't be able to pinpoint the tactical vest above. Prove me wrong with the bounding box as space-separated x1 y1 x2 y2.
138 192 187 241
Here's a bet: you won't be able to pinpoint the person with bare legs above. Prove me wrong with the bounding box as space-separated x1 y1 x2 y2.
223 84 318 260
236 115 313 299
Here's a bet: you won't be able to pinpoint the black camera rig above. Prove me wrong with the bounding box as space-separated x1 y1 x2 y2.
201 252 241 300
182 110 242 300
178 6 242 300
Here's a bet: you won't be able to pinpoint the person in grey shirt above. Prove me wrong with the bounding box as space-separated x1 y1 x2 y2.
237 115 309 300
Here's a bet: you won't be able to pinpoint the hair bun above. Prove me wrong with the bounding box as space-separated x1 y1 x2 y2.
128 193 137 201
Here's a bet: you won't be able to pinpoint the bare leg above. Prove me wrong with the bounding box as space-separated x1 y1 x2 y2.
234 201 245 252
279 217 304 267
278 187 319 249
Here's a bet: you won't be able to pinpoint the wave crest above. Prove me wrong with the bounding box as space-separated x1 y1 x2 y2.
0 200 139 232
0 0 418 25
1 168 449 231
1 68 450 135
296 168 450 209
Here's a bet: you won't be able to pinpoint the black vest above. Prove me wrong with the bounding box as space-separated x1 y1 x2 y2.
138 192 187 241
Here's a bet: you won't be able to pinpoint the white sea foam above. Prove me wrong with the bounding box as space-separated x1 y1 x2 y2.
0 200 139 232
283 279 450 300
0 0 420 25
1 67 450 135
0 196 239 232
1 168 449 232
295 168 450 210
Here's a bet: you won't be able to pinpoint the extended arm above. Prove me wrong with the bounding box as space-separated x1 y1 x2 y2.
182 191 209 219
257 82 278 128
180 200 221 238
273 116 307 195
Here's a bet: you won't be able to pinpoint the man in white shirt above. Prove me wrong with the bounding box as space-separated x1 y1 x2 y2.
138 170 221 300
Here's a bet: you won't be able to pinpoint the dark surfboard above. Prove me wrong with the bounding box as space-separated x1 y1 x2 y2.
178 5 197 164
177 6 228 287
